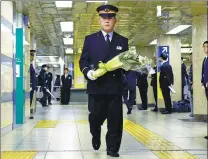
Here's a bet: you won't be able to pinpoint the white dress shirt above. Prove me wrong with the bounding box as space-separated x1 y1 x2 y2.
101 30 113 42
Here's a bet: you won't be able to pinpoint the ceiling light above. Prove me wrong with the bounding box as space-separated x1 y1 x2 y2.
55 1 72 8
86 1 108 4
66 48 73 54
60 22 73 32
63 38 73 45
53 64 59 68
181 47 192 53
166 25 191 34
157 6 162 17
49 56 56 62
149 39 157 45
36 56 58 58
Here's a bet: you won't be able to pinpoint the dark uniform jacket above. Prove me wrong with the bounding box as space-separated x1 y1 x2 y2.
61 74 72 90
159 62 174 88
47 72 53 87
39 69 48 88
181 63 188 86
202 57 208 86
79 30 128 94
30 63 36 90
150 66 157 87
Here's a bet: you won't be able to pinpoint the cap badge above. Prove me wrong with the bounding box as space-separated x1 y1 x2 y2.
104 8 110 12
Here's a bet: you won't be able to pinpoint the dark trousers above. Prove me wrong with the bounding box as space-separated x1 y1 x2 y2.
138 84 148 109
161 87 172 112
30 89 34 106
182 84 185 100
48 86 51 103
40 88 49 106
63 89 71 104
152 86 157 109
88 94 123 153
204 85 208 101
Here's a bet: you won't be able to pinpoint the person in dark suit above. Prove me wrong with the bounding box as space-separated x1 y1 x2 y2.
61 68 72 105
39 65 49 107
181 57 188 100
123 71 136 114
79 5 128 157
151 65 158 112
201 41 208 140
159 53 174 114
46 68 53 105
137 72 148 110
29 50 36 119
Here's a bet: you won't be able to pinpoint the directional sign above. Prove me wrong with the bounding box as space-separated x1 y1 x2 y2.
157 46 169 72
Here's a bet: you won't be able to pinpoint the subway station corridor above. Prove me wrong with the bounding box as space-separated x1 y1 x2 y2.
1 102 207 159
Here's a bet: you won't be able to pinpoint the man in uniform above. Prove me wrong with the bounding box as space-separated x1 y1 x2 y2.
151 65 158 112
39 65 49 107
46 67 53 105
159 53 174 114
79 5 128 157
181 57 188 100
61 68 72 105
137 71 148 110
201 41 208 140
29 50 36 119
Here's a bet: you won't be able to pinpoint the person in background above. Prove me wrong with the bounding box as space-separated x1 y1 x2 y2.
29 50 36 119
123 71 136 114
54 75 61 92
159 53 174 114
181 57 188 100
188 53 194 117
201 41 208 140
46 67 53 105
39 65 49 107
151 65 158 112
137 71 148 110
61 68 72 105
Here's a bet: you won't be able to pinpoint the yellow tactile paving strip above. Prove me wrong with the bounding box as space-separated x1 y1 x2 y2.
2 151 37 159
34 120 57 128
123 119 198 159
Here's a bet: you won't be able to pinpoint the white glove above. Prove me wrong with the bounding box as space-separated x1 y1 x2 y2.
87 70 97 80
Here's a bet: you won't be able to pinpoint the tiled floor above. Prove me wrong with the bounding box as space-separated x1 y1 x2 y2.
1 101 207 159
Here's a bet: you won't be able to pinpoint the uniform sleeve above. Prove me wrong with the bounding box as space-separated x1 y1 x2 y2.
79 36 90 79
201 58 205 84
123 38 129 52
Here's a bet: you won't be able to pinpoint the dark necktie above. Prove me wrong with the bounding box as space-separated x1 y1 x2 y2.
106 34 110 46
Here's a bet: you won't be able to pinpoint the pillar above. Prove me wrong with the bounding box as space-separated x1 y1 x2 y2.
192 14 207 117
157 35 181 110
16 12 24 124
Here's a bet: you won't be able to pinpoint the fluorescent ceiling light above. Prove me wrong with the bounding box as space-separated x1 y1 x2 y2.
55 1 72 8
181 47 192 53
149 39 157 45
63 38 73 45
66 48 73 54
49 56 56 62
157 6 161 17
36 56 58 58
86 1 107 3
53 64 59 68
166 25 191 34
60 22 73 32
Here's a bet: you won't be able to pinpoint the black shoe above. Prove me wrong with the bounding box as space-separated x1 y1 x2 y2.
48 103 52 105
151 108 158 112
92 137 101 150
107 151 120 157
161 111 172 114
127 108 132 114
204 136 208 139
139 107 147 110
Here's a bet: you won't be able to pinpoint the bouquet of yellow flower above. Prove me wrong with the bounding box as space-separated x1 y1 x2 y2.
92 47 152 78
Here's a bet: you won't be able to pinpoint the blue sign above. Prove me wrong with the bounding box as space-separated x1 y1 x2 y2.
157 46 169 72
